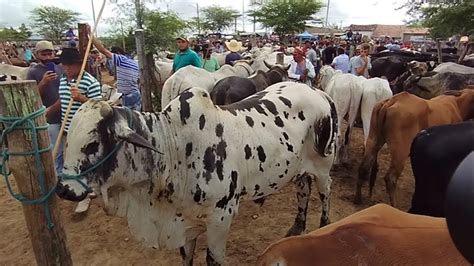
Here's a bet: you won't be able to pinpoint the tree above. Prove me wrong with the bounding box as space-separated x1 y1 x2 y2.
0 25 31 41
201 6 240 33
399 0 474 38
30 6 80 41
249 0 323 40
144 11 186 52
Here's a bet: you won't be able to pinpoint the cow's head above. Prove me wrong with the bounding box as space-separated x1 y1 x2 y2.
56 99 159 202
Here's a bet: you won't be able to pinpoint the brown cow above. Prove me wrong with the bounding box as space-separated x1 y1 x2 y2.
257 204 468 266
356 89 474 206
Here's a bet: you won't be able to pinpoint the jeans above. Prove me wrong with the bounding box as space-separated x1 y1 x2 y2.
122 91 142 111
48 123 64 175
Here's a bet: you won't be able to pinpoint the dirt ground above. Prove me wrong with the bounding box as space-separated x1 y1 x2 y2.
0 123 415 265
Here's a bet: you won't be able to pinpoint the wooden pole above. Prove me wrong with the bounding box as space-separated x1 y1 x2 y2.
135 29 153 112
436 38 443 64
276 52 284 65
0 80 72 265
78 23 89 58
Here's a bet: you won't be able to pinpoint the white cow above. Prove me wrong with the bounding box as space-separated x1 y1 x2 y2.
56 82 337 265
161 62 254 108
211 51 230 66
154 59 173 85
0 63 29 80
433 62 474 75
318 66 392 163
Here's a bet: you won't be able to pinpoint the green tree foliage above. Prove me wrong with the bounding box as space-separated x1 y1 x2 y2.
30 6 80 41
144 11 186 52
200 5 240 33
400 0 473 38
422 1 473 38
0 24 31 41
250 0 323 38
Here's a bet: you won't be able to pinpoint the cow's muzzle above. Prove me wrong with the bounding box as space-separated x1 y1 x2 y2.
56 181 89 202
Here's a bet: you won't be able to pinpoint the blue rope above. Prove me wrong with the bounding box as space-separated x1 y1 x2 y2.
0 106 56 229
58 107 133 191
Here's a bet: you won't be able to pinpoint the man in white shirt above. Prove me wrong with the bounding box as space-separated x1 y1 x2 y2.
288 47 316 87
331 47 350 73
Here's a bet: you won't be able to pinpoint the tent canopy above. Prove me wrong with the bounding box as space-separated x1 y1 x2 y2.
297 31 314 38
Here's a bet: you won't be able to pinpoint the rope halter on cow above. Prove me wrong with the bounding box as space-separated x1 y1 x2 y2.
58 106 133 191
0 106 56 228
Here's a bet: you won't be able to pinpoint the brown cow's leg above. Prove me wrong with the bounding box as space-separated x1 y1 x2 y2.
286 174 312 236
384 141 410 207
356 137 384 204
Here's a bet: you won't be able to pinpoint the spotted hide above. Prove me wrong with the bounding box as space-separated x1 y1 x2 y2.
56 82 337 265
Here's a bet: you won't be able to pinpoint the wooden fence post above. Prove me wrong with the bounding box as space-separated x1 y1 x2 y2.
0 80 72 266
78 23 89 59
436 38 443 64
135 29 153 112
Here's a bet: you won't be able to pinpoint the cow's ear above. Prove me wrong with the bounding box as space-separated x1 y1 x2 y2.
117 127 162 153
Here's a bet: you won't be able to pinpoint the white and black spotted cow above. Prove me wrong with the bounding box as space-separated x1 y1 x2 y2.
56 82 338 265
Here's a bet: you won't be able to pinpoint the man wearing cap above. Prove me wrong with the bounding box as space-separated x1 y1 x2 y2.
288 47 315 86
91 34 142 111
58 48 102 133
171 36 202 74
26 40 65 174
224 39 242 65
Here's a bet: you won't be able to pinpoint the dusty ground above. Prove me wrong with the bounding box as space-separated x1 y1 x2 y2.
0 124 415 265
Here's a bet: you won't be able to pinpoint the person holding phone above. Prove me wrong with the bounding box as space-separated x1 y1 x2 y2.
26 40 65 174
351 43 372 78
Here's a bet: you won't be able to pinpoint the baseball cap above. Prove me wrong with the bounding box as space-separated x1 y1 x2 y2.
175 36 189 42
35 41 54 52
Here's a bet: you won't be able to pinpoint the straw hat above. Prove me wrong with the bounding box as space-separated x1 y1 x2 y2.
225 39 242 52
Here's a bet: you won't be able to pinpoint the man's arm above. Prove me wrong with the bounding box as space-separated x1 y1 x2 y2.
355 58 367 75
306 61 316 79
191 53 202 68
91 37 113 59
46 100 61 120
287 62 300 80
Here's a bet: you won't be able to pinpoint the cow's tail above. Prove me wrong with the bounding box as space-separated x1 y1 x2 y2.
356 98 392 203
367 98 392 195
313 92 338 157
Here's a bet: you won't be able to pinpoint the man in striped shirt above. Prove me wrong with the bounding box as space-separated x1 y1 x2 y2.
91 36 142 111
59 48 102 132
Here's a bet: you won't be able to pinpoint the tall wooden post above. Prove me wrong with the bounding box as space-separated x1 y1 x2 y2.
78 23 89 58
436 38 443 64
135 29 153 112
0 81 72 265
276 52 284 65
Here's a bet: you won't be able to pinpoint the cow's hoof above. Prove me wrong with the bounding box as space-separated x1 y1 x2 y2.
285 225 305 237
354 195 363 205
320 218 331 227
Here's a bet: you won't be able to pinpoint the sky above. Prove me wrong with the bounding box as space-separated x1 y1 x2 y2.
0 0 410 35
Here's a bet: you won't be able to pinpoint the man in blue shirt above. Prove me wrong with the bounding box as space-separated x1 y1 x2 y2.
224 39 242 65
92 36 142 111
172 36 202 74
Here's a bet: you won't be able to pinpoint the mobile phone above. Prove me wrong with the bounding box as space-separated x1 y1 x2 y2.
46 62 55 73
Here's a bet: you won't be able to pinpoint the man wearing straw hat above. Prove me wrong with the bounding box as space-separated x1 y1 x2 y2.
224 39 242 65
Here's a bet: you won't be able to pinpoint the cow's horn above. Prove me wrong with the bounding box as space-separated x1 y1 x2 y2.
100 101 114 119
264 60 273 69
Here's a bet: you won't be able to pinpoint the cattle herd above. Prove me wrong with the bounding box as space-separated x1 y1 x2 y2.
2 47 473 265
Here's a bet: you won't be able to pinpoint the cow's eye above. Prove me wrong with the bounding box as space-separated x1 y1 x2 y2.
82 141 100 156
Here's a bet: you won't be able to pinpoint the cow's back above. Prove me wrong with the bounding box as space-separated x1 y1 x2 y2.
257 204 468 266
